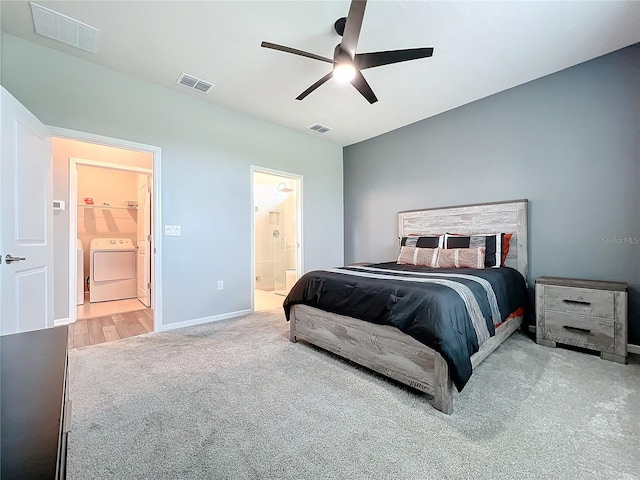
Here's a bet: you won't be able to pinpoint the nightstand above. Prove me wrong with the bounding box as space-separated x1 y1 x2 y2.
536 277 627 364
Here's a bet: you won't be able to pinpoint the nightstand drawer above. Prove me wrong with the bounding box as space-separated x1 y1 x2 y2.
543 285 615 319
544 311 615 347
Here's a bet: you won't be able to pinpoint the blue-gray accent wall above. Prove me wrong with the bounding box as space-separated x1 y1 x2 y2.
344 44 640 343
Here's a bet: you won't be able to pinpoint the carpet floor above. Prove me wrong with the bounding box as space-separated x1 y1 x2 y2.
68 309 640 480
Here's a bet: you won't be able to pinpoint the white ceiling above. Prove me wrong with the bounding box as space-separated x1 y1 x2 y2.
2 1 639 146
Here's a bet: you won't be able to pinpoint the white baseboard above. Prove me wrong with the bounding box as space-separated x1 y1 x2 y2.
54 317 74 326
158 308 252 332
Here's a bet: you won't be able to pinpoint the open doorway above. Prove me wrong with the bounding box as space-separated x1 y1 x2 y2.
74 163 151 317
252 168 302 312
53 134 160 347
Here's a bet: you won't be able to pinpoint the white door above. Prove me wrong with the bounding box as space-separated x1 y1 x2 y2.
136 175 151 307
0 87 53 335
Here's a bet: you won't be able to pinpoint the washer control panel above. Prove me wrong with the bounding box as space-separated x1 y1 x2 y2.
90 238 134 250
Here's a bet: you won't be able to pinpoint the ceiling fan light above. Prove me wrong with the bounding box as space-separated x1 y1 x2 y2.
333 62 356 83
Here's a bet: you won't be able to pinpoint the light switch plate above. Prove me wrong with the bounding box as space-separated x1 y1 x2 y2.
165 225 181 236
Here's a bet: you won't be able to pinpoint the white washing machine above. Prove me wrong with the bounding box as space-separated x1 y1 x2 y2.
77 239 84 305
90 238 137 303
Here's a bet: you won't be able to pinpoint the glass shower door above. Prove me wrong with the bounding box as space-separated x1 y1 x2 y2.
273 185 296 296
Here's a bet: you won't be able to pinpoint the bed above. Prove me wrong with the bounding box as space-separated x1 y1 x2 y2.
283 200 529 414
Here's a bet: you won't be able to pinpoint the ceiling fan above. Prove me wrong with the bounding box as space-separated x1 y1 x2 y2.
261 0 434 104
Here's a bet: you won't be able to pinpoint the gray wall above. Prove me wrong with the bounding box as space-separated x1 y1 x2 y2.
2 34 344 327
344 44 640 343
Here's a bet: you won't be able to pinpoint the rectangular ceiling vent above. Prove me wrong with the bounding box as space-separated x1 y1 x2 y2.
31 2 99 54
309 123 332 134
176 73 214 93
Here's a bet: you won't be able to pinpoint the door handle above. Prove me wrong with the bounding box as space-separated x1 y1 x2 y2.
5 254 26 264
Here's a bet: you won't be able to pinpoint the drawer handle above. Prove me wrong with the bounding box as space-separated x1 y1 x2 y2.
562 299 591 306
563 325 591 335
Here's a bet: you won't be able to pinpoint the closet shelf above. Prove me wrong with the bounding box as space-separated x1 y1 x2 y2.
78 204 137 210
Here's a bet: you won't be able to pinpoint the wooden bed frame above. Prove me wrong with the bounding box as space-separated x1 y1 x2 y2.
289 199 529 414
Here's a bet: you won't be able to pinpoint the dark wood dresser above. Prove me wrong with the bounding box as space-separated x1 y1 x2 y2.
1 326 71 480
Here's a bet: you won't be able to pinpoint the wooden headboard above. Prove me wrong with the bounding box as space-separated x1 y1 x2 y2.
398 199 528 282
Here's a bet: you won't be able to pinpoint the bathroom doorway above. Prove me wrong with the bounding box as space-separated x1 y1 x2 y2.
251 168 302 312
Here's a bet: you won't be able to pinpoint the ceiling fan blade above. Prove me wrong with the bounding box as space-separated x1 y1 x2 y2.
296 72 334 101
356 47 434 70
340 0 367 59
261 41 334 64
350 71 378 104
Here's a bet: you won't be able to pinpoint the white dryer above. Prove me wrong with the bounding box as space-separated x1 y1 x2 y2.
90 238 137 303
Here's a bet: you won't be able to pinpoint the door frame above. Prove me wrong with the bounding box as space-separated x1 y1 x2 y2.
250 166 303 311
50 127 163 331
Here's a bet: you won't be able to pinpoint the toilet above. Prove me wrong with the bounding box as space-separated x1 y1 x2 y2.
89 238 137 303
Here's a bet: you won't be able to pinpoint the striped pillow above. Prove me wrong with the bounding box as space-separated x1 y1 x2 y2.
397 246 439 267
399 235 443 248
444 233 502 268
436 247 486 269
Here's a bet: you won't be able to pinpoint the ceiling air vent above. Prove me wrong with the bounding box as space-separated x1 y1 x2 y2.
31 2 99 54
176 73 214 93
309 123 332 134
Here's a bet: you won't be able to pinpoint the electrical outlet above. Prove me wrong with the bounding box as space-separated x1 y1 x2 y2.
165 225 181 236
217 280 224 290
